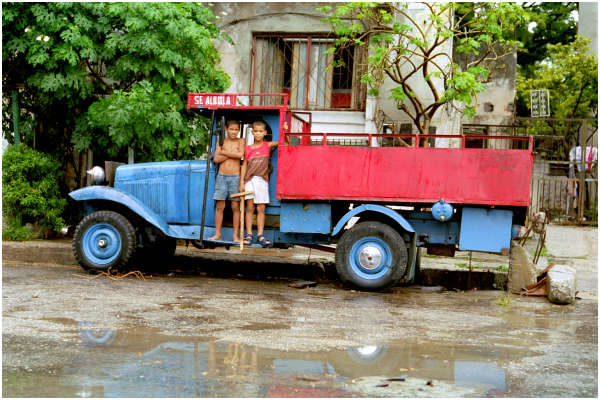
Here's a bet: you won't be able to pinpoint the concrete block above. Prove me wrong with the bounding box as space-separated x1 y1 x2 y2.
508 241 537 292
547 266 576 305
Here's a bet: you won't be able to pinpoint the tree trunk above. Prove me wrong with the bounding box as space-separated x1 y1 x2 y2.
419 117 431 147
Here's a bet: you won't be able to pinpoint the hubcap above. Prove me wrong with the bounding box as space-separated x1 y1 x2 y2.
358 246 383 270
82 223 122 267
348 236 392 280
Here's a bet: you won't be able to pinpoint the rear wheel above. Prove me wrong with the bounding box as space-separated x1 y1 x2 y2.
335 221 408 291
73 211 136 271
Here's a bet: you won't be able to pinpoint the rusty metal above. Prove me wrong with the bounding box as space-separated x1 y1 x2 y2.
516 278 547 296
515 264 555 296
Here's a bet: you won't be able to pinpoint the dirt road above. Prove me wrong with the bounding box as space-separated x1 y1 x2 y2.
2 225 597 397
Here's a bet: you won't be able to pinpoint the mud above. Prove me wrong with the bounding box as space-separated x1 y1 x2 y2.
2 260 597 397
2 225 597 397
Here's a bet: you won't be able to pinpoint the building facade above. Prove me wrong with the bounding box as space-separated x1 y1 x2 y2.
211 2 516 147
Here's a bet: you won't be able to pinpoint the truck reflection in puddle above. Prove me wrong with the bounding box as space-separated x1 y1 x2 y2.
61 323 507 397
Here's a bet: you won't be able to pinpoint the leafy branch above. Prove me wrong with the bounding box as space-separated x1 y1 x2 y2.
320 2 528 138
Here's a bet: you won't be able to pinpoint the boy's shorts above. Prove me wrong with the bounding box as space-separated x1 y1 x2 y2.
244 176 270 204
214 174 241 201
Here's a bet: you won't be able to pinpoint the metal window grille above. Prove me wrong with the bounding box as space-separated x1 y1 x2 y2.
251 34 366 109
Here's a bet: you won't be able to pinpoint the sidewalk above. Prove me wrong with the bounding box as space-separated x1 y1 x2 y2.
2 237 510 290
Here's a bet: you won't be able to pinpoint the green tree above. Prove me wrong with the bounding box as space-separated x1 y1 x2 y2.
516 2 578 78
319 2 529 137
3 2 230 165
516 36 598 158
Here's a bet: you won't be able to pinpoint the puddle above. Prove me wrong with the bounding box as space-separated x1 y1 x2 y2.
2 323 530 398
41 317 80 326
243 322 290 331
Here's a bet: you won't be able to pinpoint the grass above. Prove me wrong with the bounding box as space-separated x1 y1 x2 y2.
496 293 511 307
454 262 485 270
534 247 549 258
454 262 509 273
422 253 441 258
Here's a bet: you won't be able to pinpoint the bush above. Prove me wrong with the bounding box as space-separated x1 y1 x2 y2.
2 145 67 238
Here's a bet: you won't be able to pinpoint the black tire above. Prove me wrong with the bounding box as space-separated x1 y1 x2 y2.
335 221 408 291
73 211 136 271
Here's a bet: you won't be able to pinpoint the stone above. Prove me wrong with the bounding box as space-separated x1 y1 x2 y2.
547 265 576 304
508 240 537 292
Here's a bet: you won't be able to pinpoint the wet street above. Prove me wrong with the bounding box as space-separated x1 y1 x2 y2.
2 226 598 397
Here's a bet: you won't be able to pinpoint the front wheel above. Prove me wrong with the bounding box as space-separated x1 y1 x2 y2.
73 211 137 271
335 221 408 291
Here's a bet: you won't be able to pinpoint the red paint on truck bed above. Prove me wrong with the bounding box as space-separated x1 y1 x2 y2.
276 145 533 206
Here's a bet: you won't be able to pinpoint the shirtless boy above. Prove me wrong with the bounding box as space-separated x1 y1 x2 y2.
209 120 244 242
239 121 278 247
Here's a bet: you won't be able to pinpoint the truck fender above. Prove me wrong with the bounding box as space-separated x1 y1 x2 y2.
69 186 170 236
331 204 415 237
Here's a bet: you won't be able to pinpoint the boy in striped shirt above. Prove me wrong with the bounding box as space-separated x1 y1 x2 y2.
239 121 278 247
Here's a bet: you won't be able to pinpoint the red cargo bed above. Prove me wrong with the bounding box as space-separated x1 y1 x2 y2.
277 134 533 207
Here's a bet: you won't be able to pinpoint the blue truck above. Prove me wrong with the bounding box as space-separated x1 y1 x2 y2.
69 93 533 291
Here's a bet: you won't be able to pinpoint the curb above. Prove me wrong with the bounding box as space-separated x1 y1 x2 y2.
2 240 507 290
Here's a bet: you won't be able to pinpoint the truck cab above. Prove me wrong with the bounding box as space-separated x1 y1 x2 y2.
70 93 534 292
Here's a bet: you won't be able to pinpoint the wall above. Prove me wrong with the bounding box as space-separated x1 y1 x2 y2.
460 47 517 149
211 3 366 134
376 3 459 144
579 2 598 56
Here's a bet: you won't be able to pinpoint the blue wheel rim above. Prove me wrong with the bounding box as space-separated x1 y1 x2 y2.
82 223 122 266
348 236 392 280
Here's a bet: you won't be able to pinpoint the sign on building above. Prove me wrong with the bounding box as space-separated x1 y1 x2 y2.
530 89 550 117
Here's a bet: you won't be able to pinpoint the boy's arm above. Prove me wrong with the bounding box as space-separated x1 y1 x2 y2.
213 143 227 164
218 139 244 159
268 141 279 150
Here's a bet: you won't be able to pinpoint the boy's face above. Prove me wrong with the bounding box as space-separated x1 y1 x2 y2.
226 124 240 139
252 125 266 142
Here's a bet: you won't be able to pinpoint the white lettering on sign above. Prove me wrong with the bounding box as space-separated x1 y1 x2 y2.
193 95 235 107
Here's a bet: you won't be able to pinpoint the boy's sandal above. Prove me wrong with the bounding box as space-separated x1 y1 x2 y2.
256 234 272 248
243 234 253 245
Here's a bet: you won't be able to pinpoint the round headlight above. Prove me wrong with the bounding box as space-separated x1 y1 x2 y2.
87 166 105 185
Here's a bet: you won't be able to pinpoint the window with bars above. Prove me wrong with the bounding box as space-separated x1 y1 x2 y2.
250 34 366 110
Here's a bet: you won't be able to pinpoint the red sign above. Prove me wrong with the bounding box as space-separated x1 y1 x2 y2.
187 93 237 109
